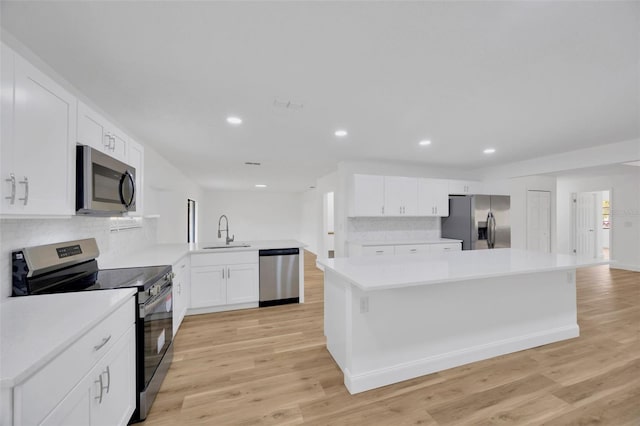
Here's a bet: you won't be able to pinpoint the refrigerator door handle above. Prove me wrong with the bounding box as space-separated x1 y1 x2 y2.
487 212 496 248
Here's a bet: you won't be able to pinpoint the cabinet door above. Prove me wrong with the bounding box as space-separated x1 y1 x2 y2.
430 243 461 252
109 127 128 162
190 266 226 308
394 244 429 255
91 326 136 426
40 379 92 426
361 245 394 256
172 257 190 335
352 174 384 216
432 179 449 217
3 53 76 215
78 101 110 152
417 178 436 216
449 180 482 195
385 176 418 216
126 139 144 217
226 263 258 304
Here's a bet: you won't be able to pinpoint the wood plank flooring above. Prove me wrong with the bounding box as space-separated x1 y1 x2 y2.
143 252 640 425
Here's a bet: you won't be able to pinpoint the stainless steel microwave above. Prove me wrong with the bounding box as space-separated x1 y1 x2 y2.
76 145 136 215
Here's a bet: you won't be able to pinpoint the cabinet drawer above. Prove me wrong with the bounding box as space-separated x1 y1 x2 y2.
361 246 394 256
431 243 461 252
394 244 429 255
191 251 258 267
15 297 135 426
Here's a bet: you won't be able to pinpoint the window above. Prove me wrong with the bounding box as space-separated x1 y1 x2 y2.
602 199 610 229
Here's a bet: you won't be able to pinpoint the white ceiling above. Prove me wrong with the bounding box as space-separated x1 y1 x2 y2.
2 1 638 192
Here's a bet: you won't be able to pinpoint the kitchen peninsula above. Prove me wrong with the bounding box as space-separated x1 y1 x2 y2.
317 249 607 394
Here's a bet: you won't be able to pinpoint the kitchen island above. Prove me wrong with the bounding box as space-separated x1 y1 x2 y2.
316 249 607 394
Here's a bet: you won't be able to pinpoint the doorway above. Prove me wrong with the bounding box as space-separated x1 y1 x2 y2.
323 192 335 258
572 191 610 259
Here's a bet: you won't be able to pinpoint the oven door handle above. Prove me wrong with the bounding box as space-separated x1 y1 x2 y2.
140 286 172 318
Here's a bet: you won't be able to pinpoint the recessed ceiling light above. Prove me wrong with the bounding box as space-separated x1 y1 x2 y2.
334 130 348 137
483 148 496 154
255 184 267 188
226 116 242 125
419 140 431 146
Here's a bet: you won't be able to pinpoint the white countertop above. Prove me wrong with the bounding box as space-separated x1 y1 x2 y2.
99 240 306 269
1 288 136 387
347 238 462 246
317 248 608 291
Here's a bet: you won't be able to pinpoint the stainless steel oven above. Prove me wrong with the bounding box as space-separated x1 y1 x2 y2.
11 238 173 423
76 145 136 215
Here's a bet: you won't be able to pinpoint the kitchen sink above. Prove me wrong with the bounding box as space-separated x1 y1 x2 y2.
202 243 251 249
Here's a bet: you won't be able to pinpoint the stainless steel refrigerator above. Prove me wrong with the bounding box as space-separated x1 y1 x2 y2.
441 195 511 250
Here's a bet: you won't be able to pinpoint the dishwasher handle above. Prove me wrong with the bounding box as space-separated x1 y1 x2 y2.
259 248 299 256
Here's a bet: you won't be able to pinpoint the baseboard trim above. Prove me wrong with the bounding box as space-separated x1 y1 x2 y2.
343 324 579 394
610 263 640 272
186 302 258 316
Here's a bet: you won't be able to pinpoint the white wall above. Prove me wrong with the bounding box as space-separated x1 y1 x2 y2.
300 188 320 254
200 190 303 243
557 171 640 271
144 146 204 244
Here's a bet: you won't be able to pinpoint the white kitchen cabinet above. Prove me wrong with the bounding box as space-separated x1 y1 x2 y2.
361 245 395 256
429 243 462 252
1 44 77 216
77 101 128 163
449 180 483 195
41 326 136 426
172 256 190 335
384 176 418 216
126 139 144 217
418 178 449 217
394 244 430 255
350 174 384 216
10 297 136 426
189 251 259 314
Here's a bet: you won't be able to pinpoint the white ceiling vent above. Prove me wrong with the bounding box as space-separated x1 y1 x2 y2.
273 98 304 110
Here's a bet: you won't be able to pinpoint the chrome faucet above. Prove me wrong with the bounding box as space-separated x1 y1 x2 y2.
217 214 234 245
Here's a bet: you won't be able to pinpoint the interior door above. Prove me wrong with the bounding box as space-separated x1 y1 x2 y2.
526 191 551 252
576 192 597 258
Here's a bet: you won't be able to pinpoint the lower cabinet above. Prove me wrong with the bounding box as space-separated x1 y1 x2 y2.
11 297 136 426
189 251 259 314
172 255 190 336
42 326 136 426
350 242 462 257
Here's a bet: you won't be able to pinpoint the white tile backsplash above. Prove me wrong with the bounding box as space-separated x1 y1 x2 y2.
1 217 158 299
347 217 440 242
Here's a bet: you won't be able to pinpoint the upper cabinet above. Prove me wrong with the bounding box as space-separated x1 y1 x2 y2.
77 101 128 163
1 44 77 216
448 180 483 195
351 174 385 217
126 139 144 217
418 178 449 217
350 174 449 217
384 176 418 216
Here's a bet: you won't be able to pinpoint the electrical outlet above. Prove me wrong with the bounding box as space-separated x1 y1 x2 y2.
360 296 369 313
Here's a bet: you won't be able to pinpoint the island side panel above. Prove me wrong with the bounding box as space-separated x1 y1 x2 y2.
324 269 352 372
344 269 579 394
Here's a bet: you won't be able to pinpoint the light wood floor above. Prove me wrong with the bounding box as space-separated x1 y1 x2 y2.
143 251 640 425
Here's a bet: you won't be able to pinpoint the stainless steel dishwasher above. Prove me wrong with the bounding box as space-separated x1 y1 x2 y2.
259 248 300 307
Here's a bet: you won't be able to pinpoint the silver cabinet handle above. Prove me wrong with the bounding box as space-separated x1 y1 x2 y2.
227 267 231 279
105 366 111 394
178 282 182 295
18 177 28 206
5 173 15 204
410 249 417 252
435 206 438 215
181 264 186 269
375 250 384 254
95 374 105 404
399 206 402 214
104 132 111 148
110 136 116 150
222 268 225 279
381 206 384 215
93 335 112 351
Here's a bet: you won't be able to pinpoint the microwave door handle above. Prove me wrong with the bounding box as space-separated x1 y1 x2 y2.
119 171 135 208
